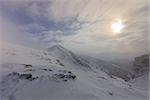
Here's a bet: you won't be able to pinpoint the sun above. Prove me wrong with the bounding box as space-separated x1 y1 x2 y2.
111 19 125 34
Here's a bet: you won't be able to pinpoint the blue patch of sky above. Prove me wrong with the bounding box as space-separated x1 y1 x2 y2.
0 2 79 43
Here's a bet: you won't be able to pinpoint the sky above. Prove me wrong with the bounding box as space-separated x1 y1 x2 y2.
0 0 149 60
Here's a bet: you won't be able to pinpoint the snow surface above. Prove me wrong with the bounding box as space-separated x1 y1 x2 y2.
129 73 149 94
0 42 148 100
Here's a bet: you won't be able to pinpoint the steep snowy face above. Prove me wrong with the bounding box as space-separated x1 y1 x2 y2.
47 45 70 55
47 45 132 81
47 45 75 62
47 45 92 70
47 45 131 81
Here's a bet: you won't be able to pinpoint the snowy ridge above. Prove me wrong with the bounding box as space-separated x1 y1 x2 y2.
47 45 92 70
47 45 132 80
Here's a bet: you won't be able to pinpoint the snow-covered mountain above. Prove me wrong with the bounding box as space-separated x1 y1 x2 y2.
133 54 149 78
79 55 133 81
47 45 132 81
0 42 148 100
47 45 92 70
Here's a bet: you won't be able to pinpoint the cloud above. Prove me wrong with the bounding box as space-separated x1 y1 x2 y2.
0 14 22 42
0 0 148 59
46 0 87 22
34 30 64 43
21 23 46 33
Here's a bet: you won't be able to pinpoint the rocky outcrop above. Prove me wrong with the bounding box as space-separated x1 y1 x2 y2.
133 54 149 78
52 70 76 82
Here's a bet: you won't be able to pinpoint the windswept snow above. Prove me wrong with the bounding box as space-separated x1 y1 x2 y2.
0 42 148 100
129 73 149 94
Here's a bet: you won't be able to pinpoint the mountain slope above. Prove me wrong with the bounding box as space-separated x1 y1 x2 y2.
0 42 148 100
47 45 92 70
129 73 149 93
47 45 132 81
81 55 133 81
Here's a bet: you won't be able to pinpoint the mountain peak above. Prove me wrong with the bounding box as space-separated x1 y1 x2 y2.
50 45 66 50
47 45 71 55
48 44 68 51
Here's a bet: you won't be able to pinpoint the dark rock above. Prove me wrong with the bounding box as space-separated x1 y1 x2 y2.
133 54 149 78
56 59 60 62
20 74 32 80
108 92 113 96
53 70 77 82
49 69 52 71
59 63 65 66
63 80 67 82
43 69 48 71
23 64 32 68
68 71 72 74
68 74 76 79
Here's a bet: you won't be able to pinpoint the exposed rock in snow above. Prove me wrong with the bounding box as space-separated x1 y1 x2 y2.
133 54 149 78
47 45 132 81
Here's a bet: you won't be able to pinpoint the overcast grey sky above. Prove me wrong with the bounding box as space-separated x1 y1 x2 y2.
0 0 149 59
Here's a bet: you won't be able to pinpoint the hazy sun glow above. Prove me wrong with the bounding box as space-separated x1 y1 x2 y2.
111 19 124 34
